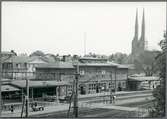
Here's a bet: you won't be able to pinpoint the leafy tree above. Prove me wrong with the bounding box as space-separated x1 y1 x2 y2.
10 50 17 56
109 52 128 64
149 31 166 117
30 50 45 57
133 50 159 76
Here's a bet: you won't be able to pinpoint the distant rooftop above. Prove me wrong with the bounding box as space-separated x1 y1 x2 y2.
1 51 16 55
79 57 108 60
77 62 117 67
3 56 30 63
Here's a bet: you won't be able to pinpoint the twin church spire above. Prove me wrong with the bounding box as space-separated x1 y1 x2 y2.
132 8 146 55
141 9 145 41
134 9 138 40
134 8 145 41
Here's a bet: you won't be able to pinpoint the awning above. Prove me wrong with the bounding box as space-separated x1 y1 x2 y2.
1 85 20 92
10 80 70 88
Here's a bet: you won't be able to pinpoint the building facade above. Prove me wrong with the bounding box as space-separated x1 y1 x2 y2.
2 54 51 80
35 57 129 97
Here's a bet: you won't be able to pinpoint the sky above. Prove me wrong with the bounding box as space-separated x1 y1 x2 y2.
2 2 166 56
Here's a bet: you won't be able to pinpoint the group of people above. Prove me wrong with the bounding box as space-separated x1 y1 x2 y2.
31 102 38 108
10 104 14 113
104 95 116 104
9 102 38 113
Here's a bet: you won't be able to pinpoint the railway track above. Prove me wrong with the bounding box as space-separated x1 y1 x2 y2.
31 100 152 118
30 90 153 118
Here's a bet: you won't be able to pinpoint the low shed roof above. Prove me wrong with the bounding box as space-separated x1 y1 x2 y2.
128 76 160 82
10 80 70 88
1 85 20 92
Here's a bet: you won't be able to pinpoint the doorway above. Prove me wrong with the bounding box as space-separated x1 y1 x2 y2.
79 84 86 95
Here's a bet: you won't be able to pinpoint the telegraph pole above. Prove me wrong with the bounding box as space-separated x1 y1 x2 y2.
25 72 29 117
84 32 87 56
73 62 79 117
0 46 2 117
0 1 2 116
110 73 112 104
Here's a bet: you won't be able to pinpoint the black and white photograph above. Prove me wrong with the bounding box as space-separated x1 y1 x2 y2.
0 1 166 118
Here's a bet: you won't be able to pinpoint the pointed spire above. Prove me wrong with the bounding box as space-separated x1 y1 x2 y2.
134 8 138 40
141 8 145 41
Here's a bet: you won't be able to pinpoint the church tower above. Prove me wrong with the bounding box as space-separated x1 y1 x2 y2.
131 8 147 57
139 9 146 53
131 9 139 55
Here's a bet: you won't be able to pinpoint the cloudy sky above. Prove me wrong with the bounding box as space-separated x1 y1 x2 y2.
2 2 166 56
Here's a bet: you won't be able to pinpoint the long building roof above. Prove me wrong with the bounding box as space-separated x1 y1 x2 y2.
36 62 129 69
128 76 160 81
36 62 75 69
77 62 117 67
10 80 70 88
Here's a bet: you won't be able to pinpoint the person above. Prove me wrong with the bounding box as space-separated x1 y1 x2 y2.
10 104 14 113
34 102 37 107
113 95 116 104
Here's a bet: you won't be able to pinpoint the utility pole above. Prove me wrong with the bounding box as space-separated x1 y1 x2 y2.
84 32 87 56
25 72 29 117
0 1 2 116
0 48 2 117
110 73 112 104
73 62 79 117
115 69 117 93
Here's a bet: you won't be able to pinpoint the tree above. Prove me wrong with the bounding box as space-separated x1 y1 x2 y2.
133 50 159 76
10 50 17 56
149 31 166 117
30 50 45 57
109 52 128 64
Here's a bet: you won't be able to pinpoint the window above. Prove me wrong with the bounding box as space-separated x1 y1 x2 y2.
102 70 106 75
16 64 19 68
32 67 36 71
24 63 27 68
89 84 91 90
80 70 85 75
122 82 126 87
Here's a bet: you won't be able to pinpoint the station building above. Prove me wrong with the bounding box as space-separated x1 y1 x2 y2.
34 57 129 97
1 56 129 101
